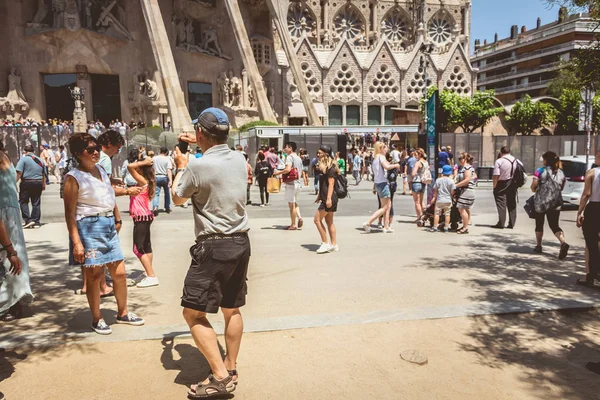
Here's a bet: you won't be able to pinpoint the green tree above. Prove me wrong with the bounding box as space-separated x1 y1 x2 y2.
556 88 581 134
506 95 558 135
422 88 504 133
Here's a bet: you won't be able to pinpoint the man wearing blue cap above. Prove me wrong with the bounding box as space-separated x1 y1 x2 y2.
171 108 248 397
429 164 456 233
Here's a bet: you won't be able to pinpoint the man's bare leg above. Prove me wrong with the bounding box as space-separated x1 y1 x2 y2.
288 202 296 227
184 308 229 392
222 308 243 374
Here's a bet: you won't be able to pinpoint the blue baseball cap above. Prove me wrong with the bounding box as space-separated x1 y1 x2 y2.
192 107 229 135
442 165 453 176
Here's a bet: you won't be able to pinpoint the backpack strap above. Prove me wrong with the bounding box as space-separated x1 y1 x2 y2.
28 154 45 170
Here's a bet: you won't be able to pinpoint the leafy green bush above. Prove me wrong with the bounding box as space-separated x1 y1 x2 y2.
237 120 278 133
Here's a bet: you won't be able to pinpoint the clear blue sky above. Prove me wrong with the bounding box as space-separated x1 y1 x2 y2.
471 0 560 50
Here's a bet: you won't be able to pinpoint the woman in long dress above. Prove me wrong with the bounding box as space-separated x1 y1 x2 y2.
0 139 34 321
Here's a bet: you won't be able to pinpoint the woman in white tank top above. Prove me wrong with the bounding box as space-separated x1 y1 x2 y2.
576 149 600 287
63 133 145 335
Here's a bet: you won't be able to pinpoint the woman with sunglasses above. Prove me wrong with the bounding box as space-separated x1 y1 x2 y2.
63 133 144 335
313 145 340 254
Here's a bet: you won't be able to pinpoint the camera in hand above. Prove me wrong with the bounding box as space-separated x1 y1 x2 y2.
178 140 189 153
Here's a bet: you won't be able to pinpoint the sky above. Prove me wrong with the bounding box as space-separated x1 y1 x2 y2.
471 0 561 51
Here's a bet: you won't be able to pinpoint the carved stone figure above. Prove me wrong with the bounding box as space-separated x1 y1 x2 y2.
229 76 242 107
52 0 66 29
217 72 230 106
248 84 255 108
186 20 195 45
201 25 223 58
97 0 133 40
322 30 330 46
30 0 50 27
70 86 85 110
140 79 160 102
7 68 27 104
85 0 93 29
266 81 275 108
63 0 81 31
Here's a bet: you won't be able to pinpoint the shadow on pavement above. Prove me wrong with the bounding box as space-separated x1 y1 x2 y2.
160 336 228 390
417 231 600 399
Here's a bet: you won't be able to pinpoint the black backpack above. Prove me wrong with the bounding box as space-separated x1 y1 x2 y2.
335 173 349 199
507 158 527 188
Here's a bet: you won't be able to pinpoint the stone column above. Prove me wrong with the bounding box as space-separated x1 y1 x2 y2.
223 0 277 122
266 0 322 126
140 0 193 134
76 76 93 123
323 0 329 32
380 104 385 125
372 1 379 33
242 69 248 108
464 1 471 53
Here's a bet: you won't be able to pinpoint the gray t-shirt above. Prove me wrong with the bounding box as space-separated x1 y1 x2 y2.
434 176 456 204
285 153 303 188
154 155 173 177
98 151 112 176
176 144 248 237
15 154 45 180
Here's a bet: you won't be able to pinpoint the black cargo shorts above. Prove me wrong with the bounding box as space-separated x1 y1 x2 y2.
181 233 251 313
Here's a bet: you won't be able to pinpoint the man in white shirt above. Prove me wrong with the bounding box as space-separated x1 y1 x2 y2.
54 145 67 183
152 147 174 215
492 146 522 229
390 145 401 163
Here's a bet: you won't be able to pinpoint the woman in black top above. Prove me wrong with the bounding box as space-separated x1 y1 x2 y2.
313 145 339 254
254 151 273 207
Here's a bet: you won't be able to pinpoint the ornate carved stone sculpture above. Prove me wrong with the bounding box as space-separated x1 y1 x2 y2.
201 25 223 58
266 81 275 109
52 0 66 29
140 79 160 102
69 86 85 111
29 0 50 28
248 84 255 108
217 72 230 107
64 0 81 31
229 76 242 107
6 69 27 105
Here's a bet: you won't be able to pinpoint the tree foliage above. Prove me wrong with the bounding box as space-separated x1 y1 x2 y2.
237 120 279 133
506 95 558 135
422 87 504 133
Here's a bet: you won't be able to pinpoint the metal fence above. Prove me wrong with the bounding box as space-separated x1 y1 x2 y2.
440 133 600 177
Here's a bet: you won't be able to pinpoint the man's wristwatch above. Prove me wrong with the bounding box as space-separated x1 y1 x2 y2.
115 220 122 225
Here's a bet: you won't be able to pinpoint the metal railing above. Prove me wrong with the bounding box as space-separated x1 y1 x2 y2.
477 42 576 71
493 79 553 95
440 132 600 175
477 62 560 85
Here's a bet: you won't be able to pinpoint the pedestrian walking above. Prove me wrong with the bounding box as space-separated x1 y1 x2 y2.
311 155 320 194
492 146 523 229
245 153 253 205
40 144 53 184
171 108 249 397
530 151 569 258
428 165 456 232
411 148 430 220
362 142 400 233
576 148 600 287
314 145 340 254
63 133 144 335
352 149 362 185
254 152 273 207
301 149 310 187
152 147 173 216
127 156 160 288
335 151 346 176
15 145 46 229
377 151 399 229
0 140 33 321
273 142 304 230
54 145 67 183
455 152 476 234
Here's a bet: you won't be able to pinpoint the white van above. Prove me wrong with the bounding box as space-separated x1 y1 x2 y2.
560 155 595 206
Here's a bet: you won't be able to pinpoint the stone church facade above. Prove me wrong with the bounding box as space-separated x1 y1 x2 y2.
0 0 475 129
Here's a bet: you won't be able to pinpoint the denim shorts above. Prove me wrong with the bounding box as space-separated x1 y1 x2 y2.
411 182 425 194
69 216 124 268
375 182 391 199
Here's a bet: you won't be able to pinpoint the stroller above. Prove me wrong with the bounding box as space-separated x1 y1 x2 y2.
416 199 461 230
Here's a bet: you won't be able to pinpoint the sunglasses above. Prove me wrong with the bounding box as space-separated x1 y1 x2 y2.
85 145 101 154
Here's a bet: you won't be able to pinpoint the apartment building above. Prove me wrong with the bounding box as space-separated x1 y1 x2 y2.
471 9 596 105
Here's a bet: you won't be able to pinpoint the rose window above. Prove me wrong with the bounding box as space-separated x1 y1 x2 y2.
381 13 408 43
428 18 452 44
334 6 364 40
287 3 314 39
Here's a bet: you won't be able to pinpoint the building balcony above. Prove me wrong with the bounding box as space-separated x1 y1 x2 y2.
475 42 578 71
472 14 591 59
493 79 553 95
477 61 560 85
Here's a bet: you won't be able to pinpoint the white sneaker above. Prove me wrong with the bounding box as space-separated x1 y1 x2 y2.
316 243 331 254
362 222 371 233
23 221 35 229
136 276 159 288
383 228 395 234
328 245 339 252
377 223 383 230
92 319 112 335
260 204 266 207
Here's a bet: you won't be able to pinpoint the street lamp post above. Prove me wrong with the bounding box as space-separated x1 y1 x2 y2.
580 85 595 167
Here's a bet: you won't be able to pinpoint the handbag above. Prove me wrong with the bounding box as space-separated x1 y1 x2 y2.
534 167 564 213
267 177 280 194
282 154 300 183
524 195 536 219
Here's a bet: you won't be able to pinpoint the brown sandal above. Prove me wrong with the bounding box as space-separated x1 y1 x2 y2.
228 369 238 385
188 374 235 398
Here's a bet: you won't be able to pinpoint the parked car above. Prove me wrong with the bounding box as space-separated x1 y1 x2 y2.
560 155 595 206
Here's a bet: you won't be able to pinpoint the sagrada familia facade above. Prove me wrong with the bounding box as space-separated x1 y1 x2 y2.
0 0 475 130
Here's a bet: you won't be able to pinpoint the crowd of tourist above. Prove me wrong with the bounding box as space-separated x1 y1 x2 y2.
1 104 600 395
